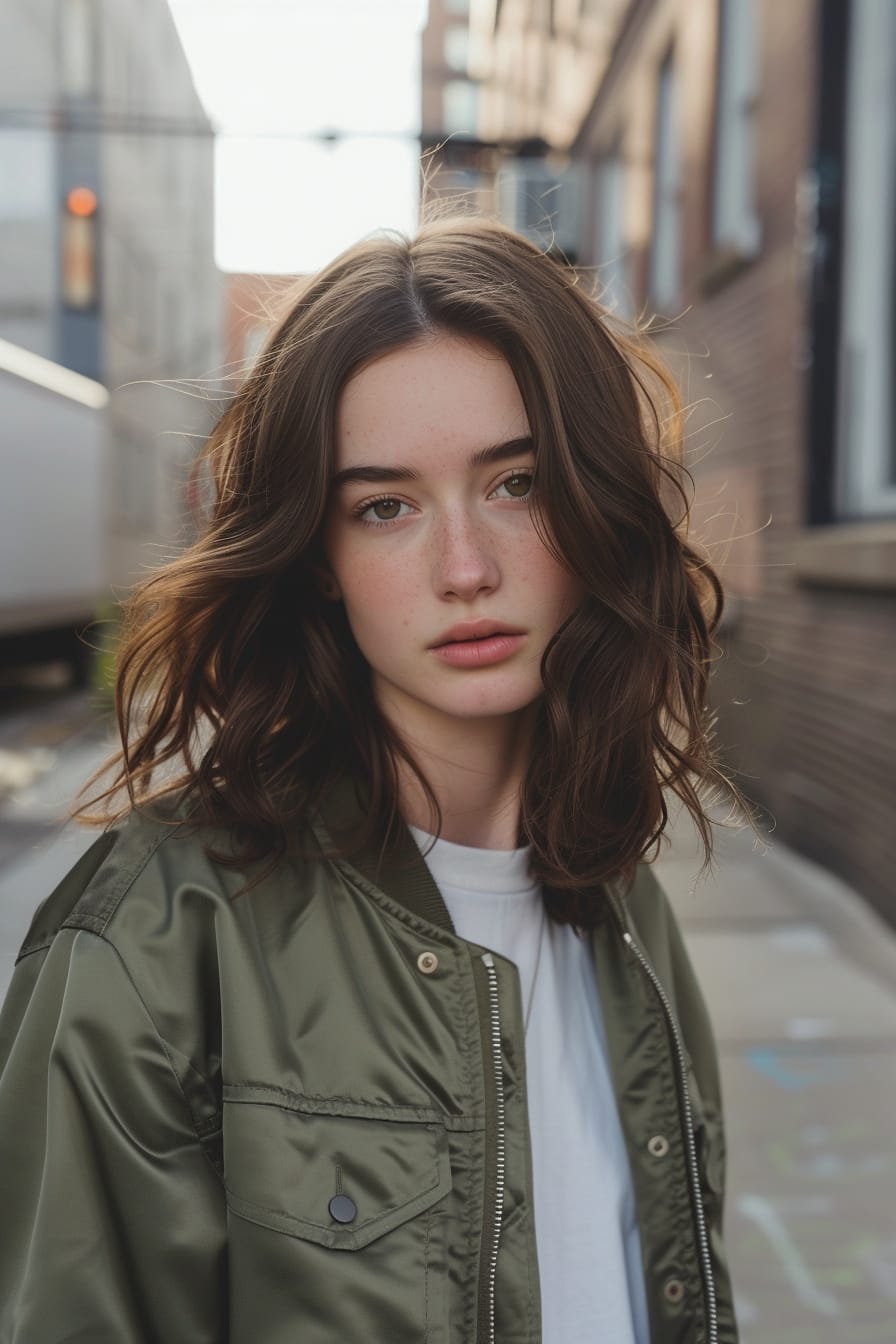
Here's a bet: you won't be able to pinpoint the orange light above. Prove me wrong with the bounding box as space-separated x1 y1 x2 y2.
66 186 98 218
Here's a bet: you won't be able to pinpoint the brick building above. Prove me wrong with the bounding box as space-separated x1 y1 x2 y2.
420 0 498 210
222 273 297 375
464 0 896 922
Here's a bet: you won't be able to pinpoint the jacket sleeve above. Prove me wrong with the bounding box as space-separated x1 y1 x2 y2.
0 919 227 1343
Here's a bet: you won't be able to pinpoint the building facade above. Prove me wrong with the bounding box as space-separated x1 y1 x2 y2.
0 0 222 619
222 272 296 373
420 0 498 212
467 0 896 921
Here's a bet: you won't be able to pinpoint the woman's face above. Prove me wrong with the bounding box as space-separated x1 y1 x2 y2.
323 334 584 732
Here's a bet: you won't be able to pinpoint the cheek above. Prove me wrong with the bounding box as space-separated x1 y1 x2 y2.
523 538 584 613
331 538 424 639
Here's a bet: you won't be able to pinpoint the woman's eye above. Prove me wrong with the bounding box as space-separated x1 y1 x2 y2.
356 497 410 526
494 471 534 500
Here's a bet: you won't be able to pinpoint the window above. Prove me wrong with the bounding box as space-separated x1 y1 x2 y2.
711 0 761 254
444 27 470 74
443 80 479 135
0 131 53 220
497 160 581 257
834 0 896 517
649 49 680 313
595 141 632 317
60 0 97 98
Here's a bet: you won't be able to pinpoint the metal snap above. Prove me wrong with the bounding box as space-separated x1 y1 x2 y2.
663 1277 685 1304
647 1134 670 1158
417 951 439 974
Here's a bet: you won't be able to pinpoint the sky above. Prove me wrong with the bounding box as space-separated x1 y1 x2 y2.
167 0 428 274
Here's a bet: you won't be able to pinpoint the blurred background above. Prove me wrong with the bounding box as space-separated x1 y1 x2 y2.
1 1 894 1340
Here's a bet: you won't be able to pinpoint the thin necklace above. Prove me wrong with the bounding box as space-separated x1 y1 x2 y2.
524 899 548 1036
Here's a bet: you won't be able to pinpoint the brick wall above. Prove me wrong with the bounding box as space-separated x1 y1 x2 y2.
576 0 896 922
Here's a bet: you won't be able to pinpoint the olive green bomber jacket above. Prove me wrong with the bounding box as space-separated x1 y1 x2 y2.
0 780 738 1344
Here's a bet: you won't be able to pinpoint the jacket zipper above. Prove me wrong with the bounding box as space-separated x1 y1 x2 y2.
476 950 506 1344
614 917 718 1344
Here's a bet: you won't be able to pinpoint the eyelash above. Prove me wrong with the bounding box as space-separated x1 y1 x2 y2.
351 470 535 529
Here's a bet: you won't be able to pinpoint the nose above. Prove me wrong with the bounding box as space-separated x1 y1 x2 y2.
431 507 501 601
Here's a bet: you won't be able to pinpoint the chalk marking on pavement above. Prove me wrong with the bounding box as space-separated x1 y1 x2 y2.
853 1239 896 1301
746 1047 846 1091
736 1194 841 1316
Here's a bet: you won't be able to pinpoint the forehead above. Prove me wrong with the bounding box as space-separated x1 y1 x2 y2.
335 335 529 466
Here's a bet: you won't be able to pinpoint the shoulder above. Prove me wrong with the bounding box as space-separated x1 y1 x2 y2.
617 860 712 1040
17 796 326 969
617 859 679 959
621 859 724 1099
5 798 323 1088
16 800 210 966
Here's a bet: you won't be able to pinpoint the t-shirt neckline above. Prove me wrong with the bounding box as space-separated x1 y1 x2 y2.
407 824 535 896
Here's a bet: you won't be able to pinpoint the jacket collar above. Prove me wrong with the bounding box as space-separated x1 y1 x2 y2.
311 772 631 946
311 773 458 936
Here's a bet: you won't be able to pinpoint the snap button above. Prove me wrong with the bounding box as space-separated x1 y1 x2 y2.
648 1134 670 1158
328 1193 358 1223
417 951 439 974
663 1277 685 1304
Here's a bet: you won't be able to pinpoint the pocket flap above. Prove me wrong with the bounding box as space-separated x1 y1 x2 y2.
223 1098 452 1251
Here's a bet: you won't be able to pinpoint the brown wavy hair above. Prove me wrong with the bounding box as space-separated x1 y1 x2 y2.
76 213 750 930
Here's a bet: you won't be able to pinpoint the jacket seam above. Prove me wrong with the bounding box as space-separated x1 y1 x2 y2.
10 821 180 965
223 1082 449 1123
73 822 182 936
645 967 710 1331
331 860 487 1119
608 896 705 1338
83 928 225 1187
423 1206 431 1343
463 1124 480 1339
525 1197 535 1340
15 825 172 963
454 944 479 1118
458 947 484 1342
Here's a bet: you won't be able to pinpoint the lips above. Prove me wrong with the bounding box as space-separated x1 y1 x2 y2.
430 620 526 648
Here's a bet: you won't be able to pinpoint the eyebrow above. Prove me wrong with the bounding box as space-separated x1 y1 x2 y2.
331 435 535 489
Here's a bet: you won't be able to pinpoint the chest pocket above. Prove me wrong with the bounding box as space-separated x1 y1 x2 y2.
222 1087 453 1251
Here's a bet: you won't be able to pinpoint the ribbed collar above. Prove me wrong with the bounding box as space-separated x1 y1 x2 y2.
311 773 458 936
310 772 630 949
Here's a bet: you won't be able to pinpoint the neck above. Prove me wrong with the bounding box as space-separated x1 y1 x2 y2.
377 688 537 851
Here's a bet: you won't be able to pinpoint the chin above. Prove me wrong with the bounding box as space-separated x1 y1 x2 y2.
432 684 541 720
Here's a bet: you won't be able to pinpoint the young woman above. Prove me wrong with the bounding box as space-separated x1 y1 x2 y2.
0 216 744 1343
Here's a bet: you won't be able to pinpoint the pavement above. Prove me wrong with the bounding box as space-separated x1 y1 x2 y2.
1 705 895 1342
0 695 116 1000
656 805 896 1344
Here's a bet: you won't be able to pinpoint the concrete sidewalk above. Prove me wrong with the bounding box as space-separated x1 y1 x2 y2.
656 806 896 1344
0 726 113 1003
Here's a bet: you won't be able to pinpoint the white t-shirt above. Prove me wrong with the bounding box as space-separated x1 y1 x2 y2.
408 824 650 1344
